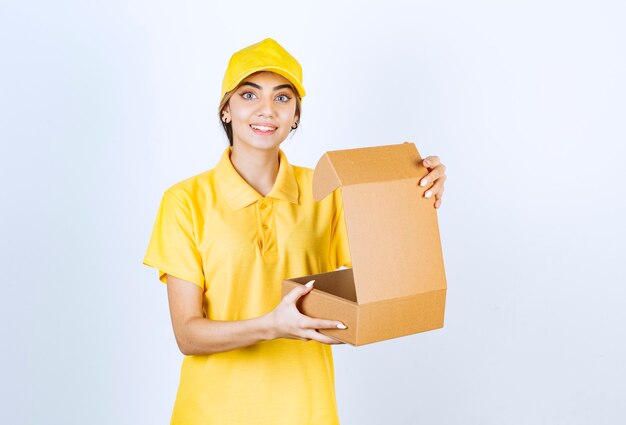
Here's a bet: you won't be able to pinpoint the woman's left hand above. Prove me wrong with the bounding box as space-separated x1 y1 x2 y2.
420 156 447 209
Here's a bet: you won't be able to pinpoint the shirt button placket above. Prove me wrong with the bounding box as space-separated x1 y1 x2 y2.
257 199 277 258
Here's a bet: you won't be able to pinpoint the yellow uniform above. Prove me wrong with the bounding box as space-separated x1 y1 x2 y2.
143 147 351 425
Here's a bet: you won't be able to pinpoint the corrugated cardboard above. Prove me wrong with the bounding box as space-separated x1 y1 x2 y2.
282 142 447 346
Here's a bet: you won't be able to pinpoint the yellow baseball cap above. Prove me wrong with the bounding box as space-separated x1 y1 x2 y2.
220 38 306 100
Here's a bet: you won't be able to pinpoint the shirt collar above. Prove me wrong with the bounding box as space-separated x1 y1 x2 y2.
215 147 299 211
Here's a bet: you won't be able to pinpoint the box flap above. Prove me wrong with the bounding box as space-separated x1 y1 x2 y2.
313 142 426 201
313 142 447 304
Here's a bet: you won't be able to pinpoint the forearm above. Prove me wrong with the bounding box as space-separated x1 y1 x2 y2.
177 313 276 356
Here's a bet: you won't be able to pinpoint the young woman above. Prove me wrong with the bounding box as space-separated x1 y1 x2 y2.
143 38 447 425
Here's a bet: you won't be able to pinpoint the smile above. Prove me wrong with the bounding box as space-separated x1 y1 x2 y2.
250 124 277 134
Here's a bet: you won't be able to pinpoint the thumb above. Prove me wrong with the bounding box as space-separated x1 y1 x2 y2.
283 280 315 304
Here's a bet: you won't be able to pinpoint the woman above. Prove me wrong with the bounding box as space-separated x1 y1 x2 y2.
143 38 447 425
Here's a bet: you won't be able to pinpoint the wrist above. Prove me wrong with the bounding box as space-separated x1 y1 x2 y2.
258 312 277 341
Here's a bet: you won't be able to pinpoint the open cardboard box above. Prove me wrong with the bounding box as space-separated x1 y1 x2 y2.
282 142 447 346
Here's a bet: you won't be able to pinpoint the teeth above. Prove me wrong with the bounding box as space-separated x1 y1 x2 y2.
251 125 275 132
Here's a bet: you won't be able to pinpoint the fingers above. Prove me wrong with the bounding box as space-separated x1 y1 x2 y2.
281 280 315 304
434 184 445 208
422 156 440 169
424 175 446 200
297 314 347 345
302 329 346 345
278 280 348 345
419 154 447 209
287 317 347 344
306 317 347 330
283 282 347 329
419 164 446 188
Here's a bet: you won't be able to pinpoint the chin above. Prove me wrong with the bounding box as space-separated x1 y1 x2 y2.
236 134 288 151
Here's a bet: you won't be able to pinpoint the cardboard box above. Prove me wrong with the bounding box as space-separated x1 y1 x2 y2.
282 142 447 346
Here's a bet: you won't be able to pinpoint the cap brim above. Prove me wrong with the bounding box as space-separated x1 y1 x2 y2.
223 66 306 98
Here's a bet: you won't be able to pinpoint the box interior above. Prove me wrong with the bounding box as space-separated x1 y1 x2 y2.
288 268 357 303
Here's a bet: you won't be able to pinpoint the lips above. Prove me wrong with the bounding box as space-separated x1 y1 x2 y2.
250 123 277 135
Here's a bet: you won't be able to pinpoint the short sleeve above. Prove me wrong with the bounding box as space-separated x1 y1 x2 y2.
329 189 352 270
143 190 205 288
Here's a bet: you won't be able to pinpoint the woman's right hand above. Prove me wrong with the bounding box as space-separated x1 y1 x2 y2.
266 281 347 345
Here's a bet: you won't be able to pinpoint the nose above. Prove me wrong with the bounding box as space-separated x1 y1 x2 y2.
256 95 274 117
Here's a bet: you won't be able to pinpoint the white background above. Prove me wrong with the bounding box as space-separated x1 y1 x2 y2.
1 1 625 424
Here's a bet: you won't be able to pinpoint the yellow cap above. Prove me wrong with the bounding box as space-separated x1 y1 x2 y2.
221 38 306 100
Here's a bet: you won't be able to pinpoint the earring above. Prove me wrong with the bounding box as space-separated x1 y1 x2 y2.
222 114 231 124
291 121 298 129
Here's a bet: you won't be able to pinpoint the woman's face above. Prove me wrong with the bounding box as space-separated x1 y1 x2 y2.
224 71 299 152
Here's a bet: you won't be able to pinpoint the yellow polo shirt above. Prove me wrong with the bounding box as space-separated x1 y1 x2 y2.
143 147 351 425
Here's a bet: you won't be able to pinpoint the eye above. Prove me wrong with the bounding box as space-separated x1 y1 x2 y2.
241 91 256 100
275 94 291 102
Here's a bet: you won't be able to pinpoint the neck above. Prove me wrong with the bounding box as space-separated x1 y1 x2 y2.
229 144 280 197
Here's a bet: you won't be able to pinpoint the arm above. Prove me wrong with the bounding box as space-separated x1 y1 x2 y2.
166 275 346 356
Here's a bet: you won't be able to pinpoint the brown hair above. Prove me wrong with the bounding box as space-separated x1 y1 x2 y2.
217 81 302 147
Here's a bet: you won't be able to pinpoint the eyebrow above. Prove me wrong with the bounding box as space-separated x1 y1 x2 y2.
240 82 294 92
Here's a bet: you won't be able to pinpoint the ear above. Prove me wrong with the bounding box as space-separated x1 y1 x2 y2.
221 107 231 123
